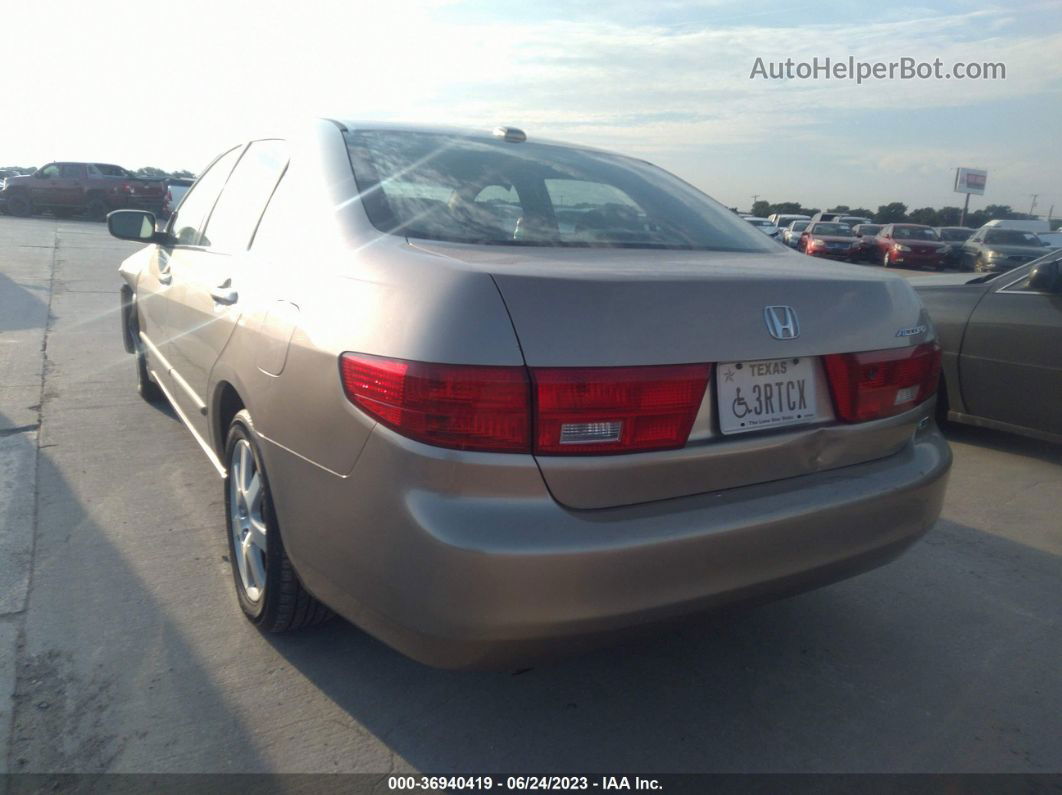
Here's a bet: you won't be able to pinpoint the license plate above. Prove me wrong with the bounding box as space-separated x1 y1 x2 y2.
716 357 818 435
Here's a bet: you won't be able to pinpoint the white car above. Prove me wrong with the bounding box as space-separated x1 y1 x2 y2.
744 216 780 238
782 220 810 248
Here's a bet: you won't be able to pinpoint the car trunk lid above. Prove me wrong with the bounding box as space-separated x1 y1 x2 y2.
410 241 932 509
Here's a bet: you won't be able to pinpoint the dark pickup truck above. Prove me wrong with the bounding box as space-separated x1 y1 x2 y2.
1 162 166 220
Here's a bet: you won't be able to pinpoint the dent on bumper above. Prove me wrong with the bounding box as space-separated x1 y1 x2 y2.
266 424 951 669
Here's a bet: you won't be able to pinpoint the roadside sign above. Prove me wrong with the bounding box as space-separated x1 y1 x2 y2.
955 167 988 195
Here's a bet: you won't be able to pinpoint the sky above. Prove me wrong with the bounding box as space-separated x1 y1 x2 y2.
3 0 1061 215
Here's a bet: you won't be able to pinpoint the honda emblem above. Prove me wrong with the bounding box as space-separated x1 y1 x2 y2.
764 306 799 340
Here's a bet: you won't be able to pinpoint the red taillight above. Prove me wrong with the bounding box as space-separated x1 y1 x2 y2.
532 364 711 455
339 355 710 456
823 342 941 423
339 353 530 452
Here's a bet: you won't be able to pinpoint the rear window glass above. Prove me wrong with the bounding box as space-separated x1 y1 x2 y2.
985 229 1041 245
810 223 852 236
343 130 775 252
893 226 939 240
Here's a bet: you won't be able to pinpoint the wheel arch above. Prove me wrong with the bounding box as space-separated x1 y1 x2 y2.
212 380 248 458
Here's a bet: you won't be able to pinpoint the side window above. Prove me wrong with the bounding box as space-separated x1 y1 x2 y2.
86 164 102 177
40 164 60 178
171 148 242 246
1002 259 1062 293
59 164 83 178
199 140 289 252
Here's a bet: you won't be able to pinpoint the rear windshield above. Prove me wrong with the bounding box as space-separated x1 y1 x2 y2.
810 223 852 236
789 221 809 231
893 226 939 240
343 130 775 251
855 225 881 235
984 229 1041 245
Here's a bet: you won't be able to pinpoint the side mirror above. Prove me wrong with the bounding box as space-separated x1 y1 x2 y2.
107 209 167 244
1027 260 1062 293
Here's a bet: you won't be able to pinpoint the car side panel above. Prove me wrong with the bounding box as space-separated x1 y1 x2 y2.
959 288 1062 435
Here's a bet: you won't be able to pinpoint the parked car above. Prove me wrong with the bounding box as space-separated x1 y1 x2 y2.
768 212 810 230
796 221 859 259
934 226 975 267
159 177 195 219
980 218 1050 234
744 216 780 237
851 223 882 262
808 211 847 222
914 253 1062 443
782 219 809 248
1037 231 1062 249
873 224 949 269
1 162 166 219
959 227 1046 273
107 120 950 669
165 177 195 209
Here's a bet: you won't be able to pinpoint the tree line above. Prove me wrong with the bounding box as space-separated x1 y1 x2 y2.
746 200 1060 230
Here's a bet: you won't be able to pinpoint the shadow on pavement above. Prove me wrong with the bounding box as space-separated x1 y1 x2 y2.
942 422 1061 465
263 515 1061 773
0 273 48 333
0 408 267 774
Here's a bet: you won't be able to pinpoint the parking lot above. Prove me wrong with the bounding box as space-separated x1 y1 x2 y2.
0 215 1060 774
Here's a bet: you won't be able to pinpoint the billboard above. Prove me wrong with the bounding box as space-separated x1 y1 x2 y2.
955 167 988 195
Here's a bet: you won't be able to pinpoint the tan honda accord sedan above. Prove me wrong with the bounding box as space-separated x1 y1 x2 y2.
108 119 951 668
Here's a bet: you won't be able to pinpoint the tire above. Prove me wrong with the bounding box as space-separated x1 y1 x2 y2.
84 195 109 221
935 376 950 426
224 410 332 633
128 304 165 404
5 192 32 217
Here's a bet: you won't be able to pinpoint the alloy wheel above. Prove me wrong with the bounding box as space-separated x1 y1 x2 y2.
228 439 268 602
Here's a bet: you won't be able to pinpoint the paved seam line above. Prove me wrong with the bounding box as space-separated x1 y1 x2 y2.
4 220 60 776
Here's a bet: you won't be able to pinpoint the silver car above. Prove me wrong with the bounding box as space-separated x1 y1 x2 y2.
108 120 951 669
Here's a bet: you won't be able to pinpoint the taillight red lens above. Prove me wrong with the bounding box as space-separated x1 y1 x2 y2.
339 353 530 452
823 342 941 422
532 364 711 454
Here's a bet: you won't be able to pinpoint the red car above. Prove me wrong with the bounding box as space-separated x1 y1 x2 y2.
797 221 858 260
873 224 949 269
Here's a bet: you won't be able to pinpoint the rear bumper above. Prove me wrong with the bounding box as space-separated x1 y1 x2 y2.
892 253 947 267
265 421 951 669
807 249 855 259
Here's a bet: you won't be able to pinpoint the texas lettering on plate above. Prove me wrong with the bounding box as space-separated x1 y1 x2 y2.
717 357 817 434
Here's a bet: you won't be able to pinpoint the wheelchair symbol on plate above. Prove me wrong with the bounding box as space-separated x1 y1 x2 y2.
732 387 750 418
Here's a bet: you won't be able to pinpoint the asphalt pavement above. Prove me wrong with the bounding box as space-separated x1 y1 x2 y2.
0 216 1060 775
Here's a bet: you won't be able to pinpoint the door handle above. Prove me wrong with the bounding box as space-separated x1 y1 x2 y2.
210 282 238 305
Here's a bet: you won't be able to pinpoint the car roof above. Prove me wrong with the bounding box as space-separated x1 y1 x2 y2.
327 118 619 155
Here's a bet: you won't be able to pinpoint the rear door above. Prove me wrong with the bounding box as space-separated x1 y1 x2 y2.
959 258 1062 435
164 139 289 437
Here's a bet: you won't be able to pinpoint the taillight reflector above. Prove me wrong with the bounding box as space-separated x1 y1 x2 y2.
339 353 530 452
823 342 941 422
532 364 711 454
